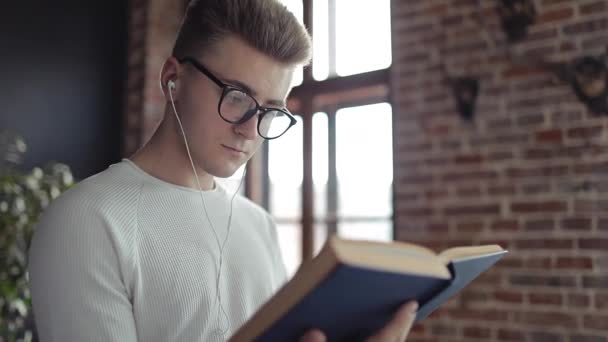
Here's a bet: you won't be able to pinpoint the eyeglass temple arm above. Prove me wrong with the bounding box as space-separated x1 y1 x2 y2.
176 57 226 88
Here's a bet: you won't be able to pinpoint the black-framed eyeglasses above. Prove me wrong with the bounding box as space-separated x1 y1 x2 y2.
177 56 297 140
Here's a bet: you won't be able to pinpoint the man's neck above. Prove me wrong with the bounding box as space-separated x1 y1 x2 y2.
129 119 215 191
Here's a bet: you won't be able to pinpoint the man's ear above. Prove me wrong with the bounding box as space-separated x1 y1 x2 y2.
160 56 181 101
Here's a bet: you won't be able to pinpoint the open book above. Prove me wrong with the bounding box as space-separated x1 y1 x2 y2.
230 236 507 341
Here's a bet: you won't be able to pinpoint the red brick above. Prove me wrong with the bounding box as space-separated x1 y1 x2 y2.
454 154 483 164
562 218 592 231
492 220 519 231
425 189 448 200
530 331 566 342
575 200 608 213
426 223 449 234
536 129 563 143
583 276 608 289
583 34 608 49
502 66 545 79
425 157 449 167
570 334 608 342
455 186 482 197
526 28 560 40
597 293 608 309
498 328 525 341
584 315 608 331
430 323 456 336
551 109 584 124
495 290 524 303
521 182 552 195
456 221 484 233
399 174 433 185
517 113 546 126
512 201 567 213
524 220 555 231
396 192 420 202
524 148 554 160
560 41 577 52
579 238 608 250
567 126 603 139
567 293 591 308
563 18 608 35
526 257 553 269
453 0 475 6
397 141 433 153
514 311 577 328
447 308 508 321
463 326 491 339
441 14 463 26
507 166 568 178
538 7 575 24
475 272 503 286
510 275 577 288
556 257 593 270
528 292 563 306
488 185 516 196
470 133 530 146
487 151 514 162
516 238 573 250
426 3 449 15
542 0 571 5
581 1 607 15
442 170 498 182
497 256 523 269
573 162 608 174
399 207 434 218
444 204 500 216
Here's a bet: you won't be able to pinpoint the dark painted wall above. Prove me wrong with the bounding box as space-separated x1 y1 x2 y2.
0 1 127 179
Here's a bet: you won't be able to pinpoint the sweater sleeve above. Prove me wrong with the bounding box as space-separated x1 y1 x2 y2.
28 196 138 342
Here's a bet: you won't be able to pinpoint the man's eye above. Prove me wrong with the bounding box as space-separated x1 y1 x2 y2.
227 94 245 104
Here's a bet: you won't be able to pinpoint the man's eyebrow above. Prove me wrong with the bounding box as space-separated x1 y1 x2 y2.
224 78 287 108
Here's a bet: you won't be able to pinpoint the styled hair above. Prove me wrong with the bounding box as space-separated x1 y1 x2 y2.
172 0 312 66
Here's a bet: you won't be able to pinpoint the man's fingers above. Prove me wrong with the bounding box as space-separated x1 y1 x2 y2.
397 302 418 341
299 329 327 342
367 301 418 342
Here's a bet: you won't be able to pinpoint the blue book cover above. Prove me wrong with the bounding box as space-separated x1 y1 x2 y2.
231 237 507 341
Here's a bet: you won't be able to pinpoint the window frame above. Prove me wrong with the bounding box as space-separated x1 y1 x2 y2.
247 0 394 262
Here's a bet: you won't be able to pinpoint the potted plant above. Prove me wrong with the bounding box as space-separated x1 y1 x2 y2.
0 131 74 342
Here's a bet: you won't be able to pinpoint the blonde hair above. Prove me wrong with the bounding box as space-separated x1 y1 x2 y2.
172 0 312 66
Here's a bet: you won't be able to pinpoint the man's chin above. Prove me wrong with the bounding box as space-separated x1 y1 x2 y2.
209 164 244 179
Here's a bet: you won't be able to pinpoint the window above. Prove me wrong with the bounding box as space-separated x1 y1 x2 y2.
279 0 304 87
335 103 393 241
313 0 392 80
268 116 303 276
262 0 393 274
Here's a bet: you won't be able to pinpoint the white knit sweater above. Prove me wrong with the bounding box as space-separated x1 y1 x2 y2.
28 159 288 341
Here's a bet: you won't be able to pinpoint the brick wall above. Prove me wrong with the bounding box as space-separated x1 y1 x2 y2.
124 0 148 156
391 0 608 341
124 0 183 157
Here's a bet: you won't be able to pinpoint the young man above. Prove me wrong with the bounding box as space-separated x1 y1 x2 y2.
28 0 417 341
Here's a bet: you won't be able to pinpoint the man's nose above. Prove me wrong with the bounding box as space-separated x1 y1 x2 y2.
234 109 259 140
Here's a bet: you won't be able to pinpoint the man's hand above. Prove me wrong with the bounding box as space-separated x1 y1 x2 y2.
298 301 418 342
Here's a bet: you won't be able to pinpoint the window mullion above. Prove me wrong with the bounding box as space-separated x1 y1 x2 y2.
328 0 337 78
303 0 314 83
301 105 314 261
327 107 338 237
262 140 270 210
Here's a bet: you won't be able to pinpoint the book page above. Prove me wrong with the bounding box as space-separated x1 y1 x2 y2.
438 245 504 264
332 238 451 279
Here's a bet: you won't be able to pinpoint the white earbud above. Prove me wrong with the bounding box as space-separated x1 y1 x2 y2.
168 80 176 90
